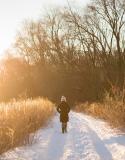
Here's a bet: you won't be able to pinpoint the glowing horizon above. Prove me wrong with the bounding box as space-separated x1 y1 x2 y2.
0 0 90 57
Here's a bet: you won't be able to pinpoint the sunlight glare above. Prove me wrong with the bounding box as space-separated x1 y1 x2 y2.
0 0 90 57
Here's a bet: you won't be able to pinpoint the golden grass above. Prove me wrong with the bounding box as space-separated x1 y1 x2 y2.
75 92 125 128
0 98 54 154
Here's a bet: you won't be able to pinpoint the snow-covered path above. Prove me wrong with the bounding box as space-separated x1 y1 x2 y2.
1 112 125 160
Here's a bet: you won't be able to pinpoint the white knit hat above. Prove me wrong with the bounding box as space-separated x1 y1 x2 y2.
61 96 66 102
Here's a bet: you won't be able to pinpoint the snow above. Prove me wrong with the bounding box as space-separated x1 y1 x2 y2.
1 112 125 160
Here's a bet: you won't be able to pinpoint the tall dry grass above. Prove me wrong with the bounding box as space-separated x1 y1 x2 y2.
0 98 54 154
75 87 125 128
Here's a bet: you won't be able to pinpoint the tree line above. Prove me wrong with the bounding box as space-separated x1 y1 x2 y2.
0 0 125 103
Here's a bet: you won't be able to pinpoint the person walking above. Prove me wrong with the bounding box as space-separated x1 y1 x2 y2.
57 96 70 133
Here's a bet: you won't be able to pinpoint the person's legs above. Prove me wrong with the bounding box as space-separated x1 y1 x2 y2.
62 123 67 133
61 123 68 133
65 123 67 132
62 123 65 133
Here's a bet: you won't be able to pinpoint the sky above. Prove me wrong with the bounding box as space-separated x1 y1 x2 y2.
0 0 90 57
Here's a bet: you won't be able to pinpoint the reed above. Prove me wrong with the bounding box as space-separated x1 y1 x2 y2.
0 98 54 154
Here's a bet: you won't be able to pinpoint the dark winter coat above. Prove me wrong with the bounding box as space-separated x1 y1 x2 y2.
57 101 70 123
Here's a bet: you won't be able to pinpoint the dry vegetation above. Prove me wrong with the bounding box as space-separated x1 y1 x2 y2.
75 88 125 128
0 98 54 154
